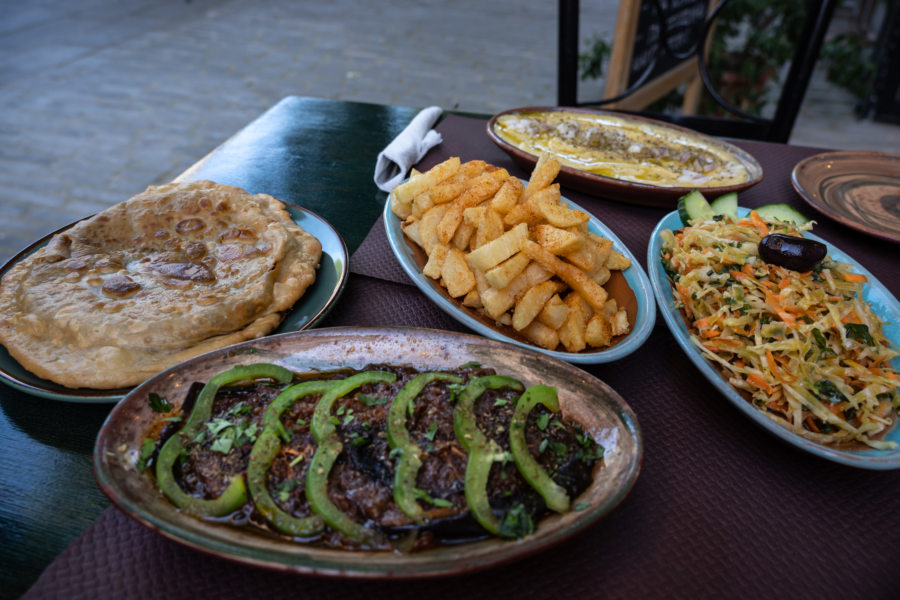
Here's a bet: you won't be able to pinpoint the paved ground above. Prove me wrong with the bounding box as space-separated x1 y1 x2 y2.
1 0 898 262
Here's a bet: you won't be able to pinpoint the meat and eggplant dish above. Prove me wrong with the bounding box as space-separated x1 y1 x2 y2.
140 362 604 550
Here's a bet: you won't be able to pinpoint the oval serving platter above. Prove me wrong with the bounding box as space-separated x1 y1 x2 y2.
383 189 655 365
94 326 643 578
487 106 763 207
0 203 348 403
647 208 900 469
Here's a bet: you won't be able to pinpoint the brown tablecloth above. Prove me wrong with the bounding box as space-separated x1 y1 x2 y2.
24 115 900 599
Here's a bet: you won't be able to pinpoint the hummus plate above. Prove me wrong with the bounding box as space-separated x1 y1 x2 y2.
488 106 763 206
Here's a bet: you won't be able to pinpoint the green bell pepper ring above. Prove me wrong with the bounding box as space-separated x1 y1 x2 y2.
155 363 294 517
262 380 336 442
247 380 335 537
307 371 397 545
509 385 570 513
386 372 463 523
453 375 524 537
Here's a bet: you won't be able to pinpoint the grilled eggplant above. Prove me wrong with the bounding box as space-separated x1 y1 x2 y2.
149 363 602 550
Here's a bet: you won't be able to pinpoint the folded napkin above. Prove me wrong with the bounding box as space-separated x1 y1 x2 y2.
374 106 443 192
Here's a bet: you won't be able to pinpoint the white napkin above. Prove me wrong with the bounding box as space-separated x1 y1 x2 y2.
374 106 443 192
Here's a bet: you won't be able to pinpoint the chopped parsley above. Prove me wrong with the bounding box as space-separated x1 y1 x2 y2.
358 394 388 407
811 328 835 358
204 404 260 454
845 323 875 346
274 479 299 502
148 392 172 413
136 438 156 472
814 380 848 404
499 503 535 538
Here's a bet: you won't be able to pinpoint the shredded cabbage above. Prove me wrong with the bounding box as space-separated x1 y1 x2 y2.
661 213 900 449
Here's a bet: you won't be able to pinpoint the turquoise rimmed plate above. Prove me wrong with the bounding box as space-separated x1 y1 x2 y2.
648 208 900 469
384 190 655 364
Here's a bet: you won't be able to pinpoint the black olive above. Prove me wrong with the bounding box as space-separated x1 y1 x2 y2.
758 234 827 272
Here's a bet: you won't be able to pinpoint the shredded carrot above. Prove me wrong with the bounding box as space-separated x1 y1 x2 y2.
763 289 798 328
702 328 721 338
693 317 711 329
766 349 795 384
675 282 693 318
767 398 788 414
841 272 867 283
805 415 821 433
749 210 770 237
841 311 860 324
747 371 775 394
732 269 751 283
826 403 844 417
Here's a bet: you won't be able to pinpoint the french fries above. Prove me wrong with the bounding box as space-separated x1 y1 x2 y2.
391 154 632 352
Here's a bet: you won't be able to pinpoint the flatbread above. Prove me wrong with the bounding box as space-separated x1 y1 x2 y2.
0 180 322 389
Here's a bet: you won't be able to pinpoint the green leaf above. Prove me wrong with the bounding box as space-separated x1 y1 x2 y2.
498 503 535 538
811 328 835 358
845 323 875 346
137 438 156 472
358 394 388 407
814 380 848 404
148 392 172 413
210 434 234 454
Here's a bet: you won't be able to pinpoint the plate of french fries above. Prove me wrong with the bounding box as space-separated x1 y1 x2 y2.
384 154 655 363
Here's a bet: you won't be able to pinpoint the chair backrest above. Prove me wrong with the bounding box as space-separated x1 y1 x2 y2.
557 0 839 143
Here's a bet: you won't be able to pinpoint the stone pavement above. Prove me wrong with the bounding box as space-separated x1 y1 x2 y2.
1 0 898 262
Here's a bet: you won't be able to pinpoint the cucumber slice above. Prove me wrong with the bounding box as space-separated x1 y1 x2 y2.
755 203 809 224
677 189 714 225
710 192 738 219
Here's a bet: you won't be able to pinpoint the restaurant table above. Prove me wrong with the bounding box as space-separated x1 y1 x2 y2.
3 96 899 599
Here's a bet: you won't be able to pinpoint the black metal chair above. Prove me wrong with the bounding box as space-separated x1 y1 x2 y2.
558 0 839 143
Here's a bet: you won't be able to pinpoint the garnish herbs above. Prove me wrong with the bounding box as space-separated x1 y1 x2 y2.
845 323 875 346
148 392 172 413
358 394 389 407
136 438 155 472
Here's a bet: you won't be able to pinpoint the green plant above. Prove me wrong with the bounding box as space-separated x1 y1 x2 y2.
577 0 880 117
578 35 611 82
819 31 877 103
